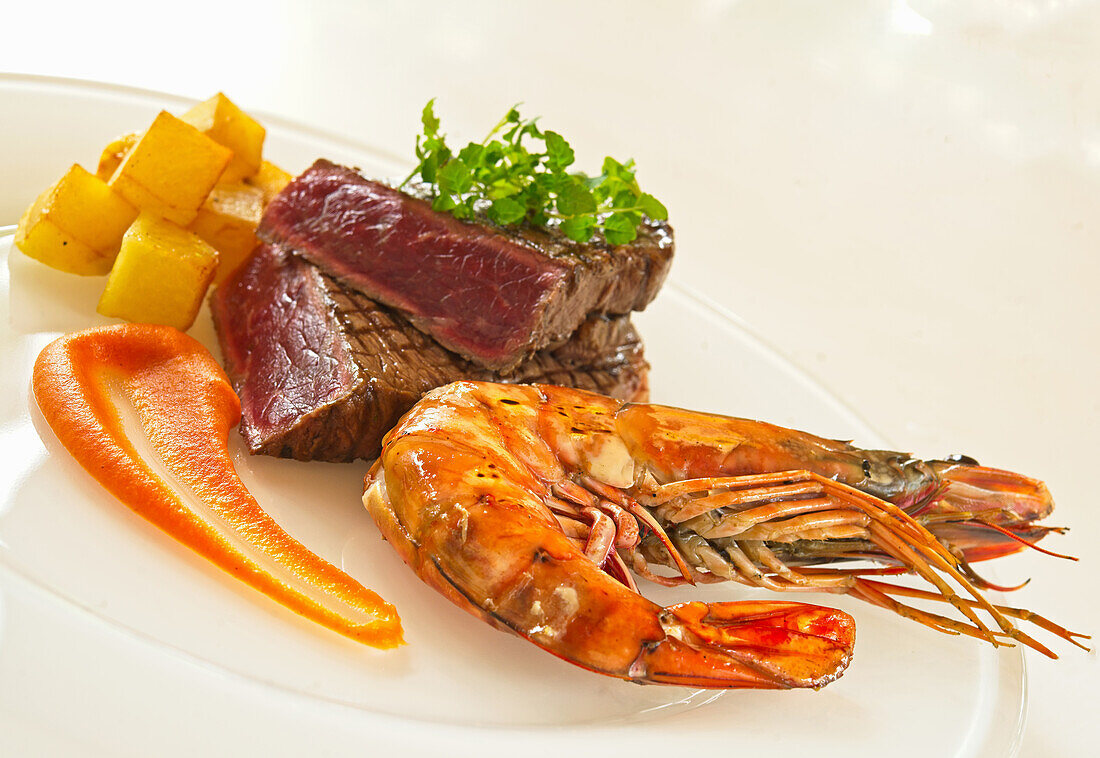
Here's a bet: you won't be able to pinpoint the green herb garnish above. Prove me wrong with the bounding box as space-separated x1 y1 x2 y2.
403 100 668 246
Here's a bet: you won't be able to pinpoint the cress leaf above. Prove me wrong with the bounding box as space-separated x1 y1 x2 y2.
561 215 596 243
602 213 638 245
437 159 473 195
556 178 597 216
602 156 635 184
544 131 575 170
431 194 457 212
638 192 668 221
612 189 639 209
534 171 564 195
490 196 527 225
458 143 484 166
421 152 442 184
482 141 505 166
487 178 521 199
422 99 440 138
523 120 543 140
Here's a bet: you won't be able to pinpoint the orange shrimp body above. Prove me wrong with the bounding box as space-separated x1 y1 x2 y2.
365 381 1084 689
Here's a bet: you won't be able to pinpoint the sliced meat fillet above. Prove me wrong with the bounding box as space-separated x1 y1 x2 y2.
211 244 649 462
258 159 673 371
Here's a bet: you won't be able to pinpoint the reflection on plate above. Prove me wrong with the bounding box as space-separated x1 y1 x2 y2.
0 75 1025 755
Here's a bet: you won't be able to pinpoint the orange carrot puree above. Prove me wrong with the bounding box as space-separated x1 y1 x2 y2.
32 323 403 648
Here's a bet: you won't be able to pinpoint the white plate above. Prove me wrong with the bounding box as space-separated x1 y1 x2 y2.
0 75 1025 756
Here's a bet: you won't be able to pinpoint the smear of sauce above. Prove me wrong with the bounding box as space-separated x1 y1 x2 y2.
32 323 402 648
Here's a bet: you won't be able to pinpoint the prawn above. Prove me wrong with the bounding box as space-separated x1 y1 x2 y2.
364 381 1085 689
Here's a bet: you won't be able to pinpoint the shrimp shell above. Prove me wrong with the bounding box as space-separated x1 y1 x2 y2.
364 381 1085 688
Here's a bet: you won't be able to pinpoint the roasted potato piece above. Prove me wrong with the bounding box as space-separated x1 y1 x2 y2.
189 182 264 284
97 213 219 330
108 111 232 226
96 132 141 181
15 164 138 275
246 159 293 203
181 93 266 183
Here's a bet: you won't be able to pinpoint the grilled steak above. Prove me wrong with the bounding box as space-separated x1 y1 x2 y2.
258 159 673 371
212 244 649 462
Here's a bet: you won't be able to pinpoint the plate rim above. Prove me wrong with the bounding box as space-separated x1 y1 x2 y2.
0 73 1027 755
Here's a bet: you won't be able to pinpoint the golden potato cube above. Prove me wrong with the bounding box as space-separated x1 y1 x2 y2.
189 182 264 284
246 159 294 204
15 164 138 275
181 93 266 183
97 213 219 331
109 111 232 225
96 132 141 181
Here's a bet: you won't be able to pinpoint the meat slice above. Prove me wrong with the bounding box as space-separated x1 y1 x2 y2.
211 244 649 462
258 159 673 371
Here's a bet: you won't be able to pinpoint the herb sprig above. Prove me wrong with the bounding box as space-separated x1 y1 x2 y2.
403 100 668 245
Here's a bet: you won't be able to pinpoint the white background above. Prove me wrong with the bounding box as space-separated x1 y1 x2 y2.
2 1 1097 754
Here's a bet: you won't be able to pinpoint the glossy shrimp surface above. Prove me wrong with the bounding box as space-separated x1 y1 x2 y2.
365 381 1085 689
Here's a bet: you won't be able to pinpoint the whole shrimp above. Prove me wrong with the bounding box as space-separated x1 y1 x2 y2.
364 381 1085 689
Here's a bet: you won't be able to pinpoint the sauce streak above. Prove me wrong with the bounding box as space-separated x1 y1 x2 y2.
33 324 402 648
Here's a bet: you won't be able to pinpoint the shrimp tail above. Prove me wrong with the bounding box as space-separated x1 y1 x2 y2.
636 601 855 689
